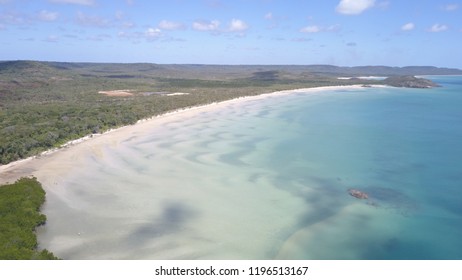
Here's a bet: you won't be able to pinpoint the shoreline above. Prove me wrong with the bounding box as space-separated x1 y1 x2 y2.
0 84 382 184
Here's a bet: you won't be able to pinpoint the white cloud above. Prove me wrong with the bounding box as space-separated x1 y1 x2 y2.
158 20 184 30
401 22 415 31
192 20 220 31
192 19 248 35
300 25 321 33
48 0 95 5
145 27 162 38
264 12 273 20
228 19 248 32
38 10 59 21
300 24 340 33
428 23 448 32
443 4 459 11
336 0 375 15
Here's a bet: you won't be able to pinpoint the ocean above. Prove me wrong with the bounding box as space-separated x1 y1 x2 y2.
37 76 462 259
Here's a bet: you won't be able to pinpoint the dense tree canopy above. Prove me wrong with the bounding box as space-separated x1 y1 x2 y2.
0 177 58 259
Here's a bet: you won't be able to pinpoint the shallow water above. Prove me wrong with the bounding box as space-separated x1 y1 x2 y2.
37 77 462 259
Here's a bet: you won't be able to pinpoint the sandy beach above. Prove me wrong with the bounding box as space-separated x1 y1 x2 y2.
2 84 394 259
0 84 369 185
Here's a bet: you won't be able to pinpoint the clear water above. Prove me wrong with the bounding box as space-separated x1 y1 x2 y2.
37 77 462 259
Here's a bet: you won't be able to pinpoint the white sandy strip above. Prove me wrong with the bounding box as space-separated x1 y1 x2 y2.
165 92 190 96
98 89 134 96
0 84 380 184
356 76 387 80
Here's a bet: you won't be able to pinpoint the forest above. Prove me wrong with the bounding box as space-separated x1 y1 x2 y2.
0 177 58 259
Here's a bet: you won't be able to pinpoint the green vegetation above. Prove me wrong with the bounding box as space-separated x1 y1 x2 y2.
0 177 58 259
0 61 357 164
383 75 439 88
0 61 457 164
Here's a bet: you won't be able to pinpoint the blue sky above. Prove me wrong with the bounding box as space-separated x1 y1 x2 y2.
1 0 461 67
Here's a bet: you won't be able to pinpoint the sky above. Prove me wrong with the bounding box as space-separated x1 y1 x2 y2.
0 0 461 67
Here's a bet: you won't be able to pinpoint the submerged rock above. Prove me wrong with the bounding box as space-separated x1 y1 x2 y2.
348 188 369 199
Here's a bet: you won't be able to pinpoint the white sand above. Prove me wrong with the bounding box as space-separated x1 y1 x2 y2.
1 84 392 259
98 89 134 96
0 84 370 185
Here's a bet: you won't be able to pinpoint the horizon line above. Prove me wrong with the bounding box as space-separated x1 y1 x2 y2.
1 59 461 70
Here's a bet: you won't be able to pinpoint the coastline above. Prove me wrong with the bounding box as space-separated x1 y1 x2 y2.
0 84 379 185
6 79 457 260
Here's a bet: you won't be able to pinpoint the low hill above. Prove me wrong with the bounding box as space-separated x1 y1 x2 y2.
383 76 440 88
0 60 60 77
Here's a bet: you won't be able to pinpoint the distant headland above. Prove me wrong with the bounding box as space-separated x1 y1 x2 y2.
383 75 440 88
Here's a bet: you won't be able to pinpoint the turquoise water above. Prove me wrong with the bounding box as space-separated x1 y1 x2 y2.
37 77 462 259
256 76 462 259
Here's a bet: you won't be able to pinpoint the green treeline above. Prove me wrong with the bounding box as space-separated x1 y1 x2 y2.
0 61 371 165
0 177 58 259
